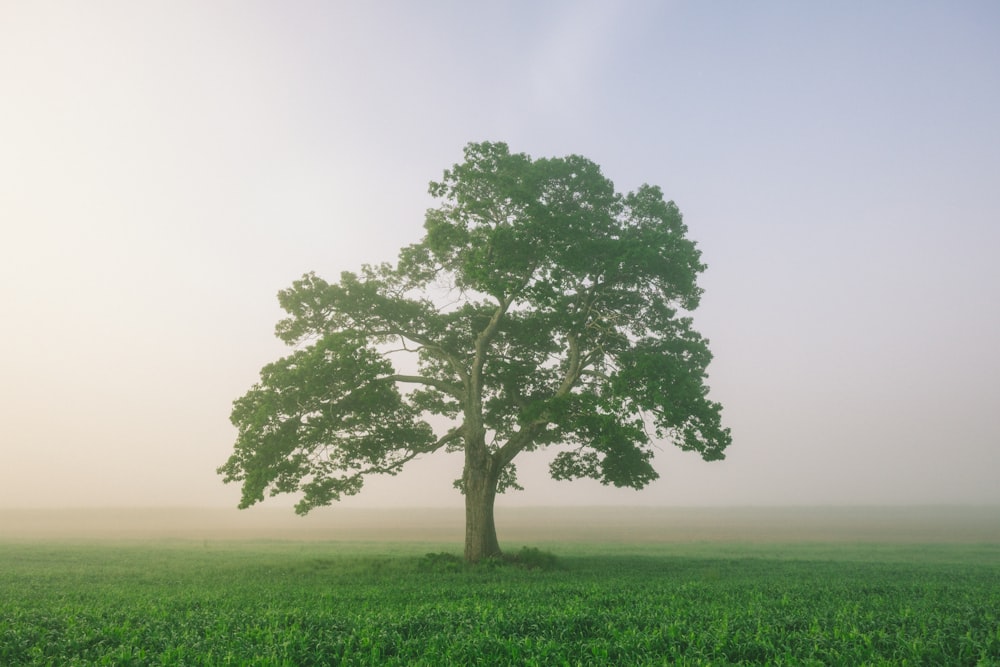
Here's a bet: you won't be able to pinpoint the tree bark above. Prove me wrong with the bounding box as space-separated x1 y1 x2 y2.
463 455 501 563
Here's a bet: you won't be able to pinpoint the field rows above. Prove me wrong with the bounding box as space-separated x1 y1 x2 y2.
1 541 998 665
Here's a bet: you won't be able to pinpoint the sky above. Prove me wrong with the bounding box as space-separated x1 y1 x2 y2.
1 1 998 511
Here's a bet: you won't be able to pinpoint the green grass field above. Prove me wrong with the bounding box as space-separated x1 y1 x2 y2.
2 530 999 666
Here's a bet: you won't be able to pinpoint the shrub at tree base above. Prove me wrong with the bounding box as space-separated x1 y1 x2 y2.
421 547 561 572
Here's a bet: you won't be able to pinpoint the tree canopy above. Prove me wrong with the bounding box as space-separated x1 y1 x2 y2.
218 141 731 561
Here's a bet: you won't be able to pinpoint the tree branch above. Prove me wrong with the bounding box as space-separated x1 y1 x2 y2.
555 333 583 398
357 425 464 476
387 374 463 398
471 295 513 382
429 425 465 452
467 296 513 406
494 333 587 468
366 327 470 387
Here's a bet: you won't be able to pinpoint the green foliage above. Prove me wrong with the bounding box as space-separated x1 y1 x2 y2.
218 141 732 556
421 547 560 573
1 542 998 665
218 331 437 514
503 546 561 570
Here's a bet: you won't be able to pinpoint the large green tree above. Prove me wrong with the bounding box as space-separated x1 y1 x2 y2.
219 142 731 562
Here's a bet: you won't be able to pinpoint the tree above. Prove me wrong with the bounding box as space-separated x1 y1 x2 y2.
218 141 731 562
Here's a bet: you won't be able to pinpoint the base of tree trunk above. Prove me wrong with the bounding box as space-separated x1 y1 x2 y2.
464 468 502 563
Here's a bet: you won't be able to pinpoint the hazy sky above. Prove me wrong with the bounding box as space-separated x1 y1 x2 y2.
2 1 998 511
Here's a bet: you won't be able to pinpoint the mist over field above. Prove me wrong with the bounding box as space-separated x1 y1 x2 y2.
2 506 997 545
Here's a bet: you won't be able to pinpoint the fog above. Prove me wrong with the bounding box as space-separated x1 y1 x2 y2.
2 2 998 513
2 507 997 545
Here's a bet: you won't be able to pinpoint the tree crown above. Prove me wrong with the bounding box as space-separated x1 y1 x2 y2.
219 141 731 513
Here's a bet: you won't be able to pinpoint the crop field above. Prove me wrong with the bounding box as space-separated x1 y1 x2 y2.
1 507 999 665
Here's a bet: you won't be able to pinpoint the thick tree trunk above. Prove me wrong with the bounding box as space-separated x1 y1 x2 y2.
463 457 501 563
